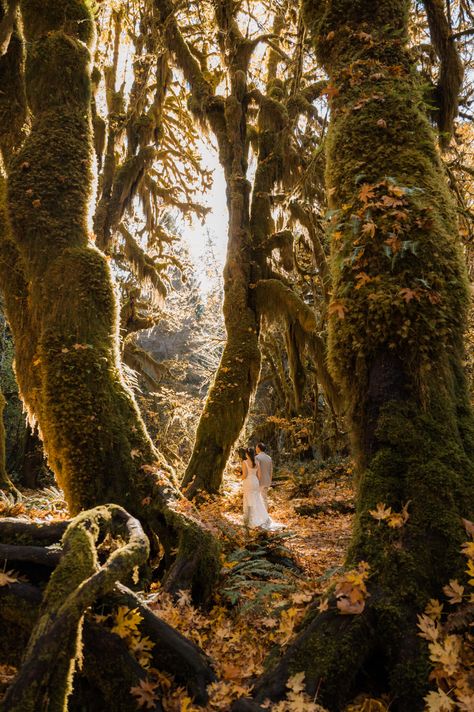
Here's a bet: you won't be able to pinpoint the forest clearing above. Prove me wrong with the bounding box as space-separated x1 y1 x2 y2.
1 0 474 710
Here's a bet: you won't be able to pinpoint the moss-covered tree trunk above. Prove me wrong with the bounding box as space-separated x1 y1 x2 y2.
0 0 219 600
236 2 474 710
183 175 261 496
172 3 261 496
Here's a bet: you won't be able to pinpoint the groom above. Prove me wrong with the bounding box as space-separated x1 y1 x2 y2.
255 442 273 507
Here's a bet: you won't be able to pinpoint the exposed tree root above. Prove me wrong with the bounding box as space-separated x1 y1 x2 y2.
0 516 69 542
232 595 432 712
0 505 217 710
111 583 216 703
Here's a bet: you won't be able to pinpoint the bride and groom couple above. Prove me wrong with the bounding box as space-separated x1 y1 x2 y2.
239 443 281 530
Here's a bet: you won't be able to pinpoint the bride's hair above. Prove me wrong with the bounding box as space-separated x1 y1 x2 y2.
246 447 256 467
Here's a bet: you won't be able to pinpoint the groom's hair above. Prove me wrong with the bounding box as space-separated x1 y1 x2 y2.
256 442 267 452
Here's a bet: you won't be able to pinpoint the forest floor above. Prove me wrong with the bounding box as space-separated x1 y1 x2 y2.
0 459 359 711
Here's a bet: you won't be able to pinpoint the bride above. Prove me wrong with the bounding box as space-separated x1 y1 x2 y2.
240 447 275 529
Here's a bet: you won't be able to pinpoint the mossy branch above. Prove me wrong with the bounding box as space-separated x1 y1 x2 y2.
254 278 317 333
255 279 342 414
153 0 215 120
0 0 19 57
119 223 167 303
2 505 150 712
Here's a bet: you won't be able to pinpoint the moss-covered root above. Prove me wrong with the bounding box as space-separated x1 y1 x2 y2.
259 607 376 708
232 597 429 712
1 504 149 712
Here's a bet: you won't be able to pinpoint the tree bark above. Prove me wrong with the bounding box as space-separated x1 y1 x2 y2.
234 1 474 709
0 0 220 600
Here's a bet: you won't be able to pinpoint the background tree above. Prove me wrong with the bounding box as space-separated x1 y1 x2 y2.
154 0 340 497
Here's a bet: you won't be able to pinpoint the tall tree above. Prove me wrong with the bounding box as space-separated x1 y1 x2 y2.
156 0 339 497
235 0 474 709
0 0 219 599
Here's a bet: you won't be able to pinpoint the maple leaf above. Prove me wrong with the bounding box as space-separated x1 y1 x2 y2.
418 613 439 642
0 570 20 587
376 118 387 128
111 606 143 639
328 300 346 320
287 672 306 695
384 235 401 253
399 287 419 303
425 599 444 621
443 580 464 605
387 513 405 528
424 689 455 712
177 589 192 606
130 449 141 459
355 272 372 289
290 592 313 605
179 696 197 712
381 194 404 208
359 183 376 203
130 678 159 710
429 634 461 676
318 598 329 613
465 558 474 585
369 502 392 522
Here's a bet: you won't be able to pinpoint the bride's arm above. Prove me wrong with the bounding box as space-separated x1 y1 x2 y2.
256 462 262 482
241 461 247 479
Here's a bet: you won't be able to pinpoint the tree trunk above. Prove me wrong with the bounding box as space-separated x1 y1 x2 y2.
0 0 220 600
183 173 261 496
234 2 474 709
180 44 261 496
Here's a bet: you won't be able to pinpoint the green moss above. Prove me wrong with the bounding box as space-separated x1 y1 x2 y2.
20 0 95 45
285 1 474 707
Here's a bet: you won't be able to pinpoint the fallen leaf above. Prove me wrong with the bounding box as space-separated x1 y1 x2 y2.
130 678 159 710
399 287 419 303
424 689 455 712
0 570 20 587
369 502 392 522
359 184 376 203
443 580 464 605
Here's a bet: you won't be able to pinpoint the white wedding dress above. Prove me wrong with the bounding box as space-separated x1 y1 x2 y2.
242 461 284 530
